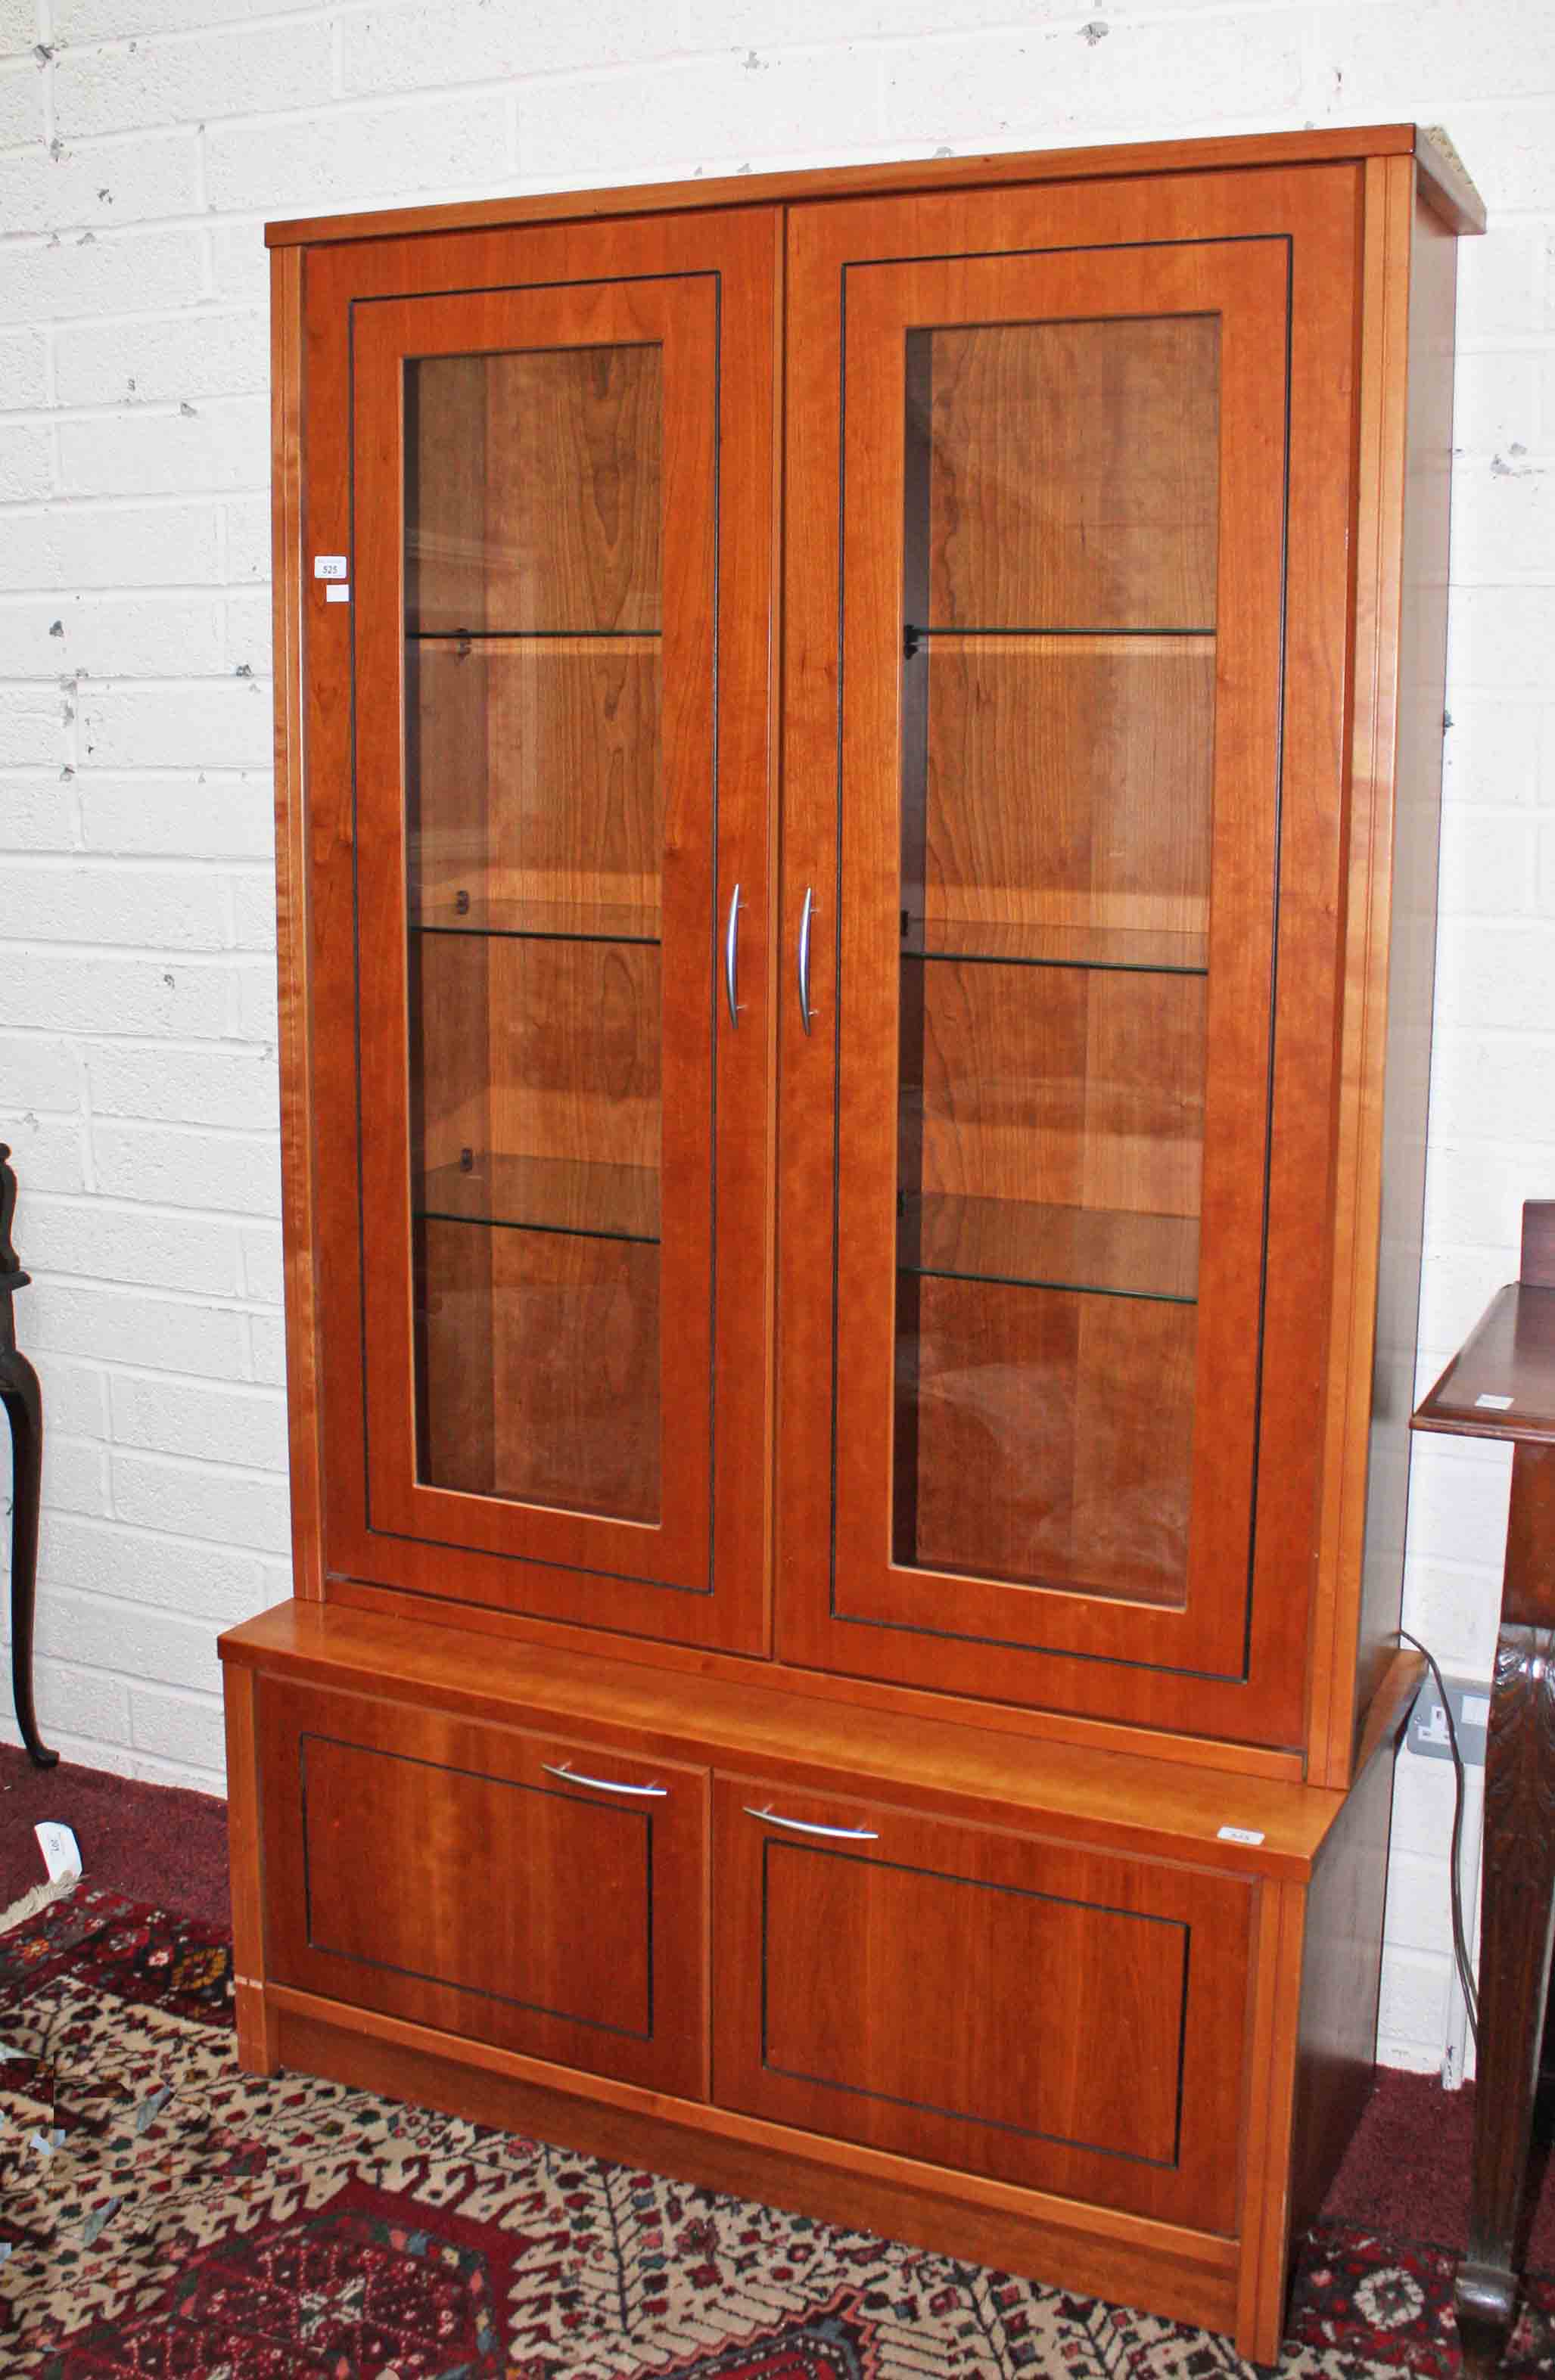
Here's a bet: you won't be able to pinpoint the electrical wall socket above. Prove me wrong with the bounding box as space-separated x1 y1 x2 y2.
1406 1674 1489 1766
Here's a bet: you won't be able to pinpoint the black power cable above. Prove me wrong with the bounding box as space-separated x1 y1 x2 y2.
1398 1628 1479 2053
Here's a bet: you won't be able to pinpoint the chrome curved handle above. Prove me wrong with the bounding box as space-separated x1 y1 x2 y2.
796 885 816 1036
724 881 742 1030
543 1761 668 1798
744 1804 878 1841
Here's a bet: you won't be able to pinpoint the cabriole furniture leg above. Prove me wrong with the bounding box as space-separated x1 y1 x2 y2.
1457 1508 1555 2377
0 1143 55 1770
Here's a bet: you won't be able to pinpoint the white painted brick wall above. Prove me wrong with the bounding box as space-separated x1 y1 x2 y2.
0 0 1547 2071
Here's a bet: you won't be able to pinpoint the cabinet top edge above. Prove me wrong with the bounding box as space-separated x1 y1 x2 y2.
221 1599 1348 1878
264 122 1485 253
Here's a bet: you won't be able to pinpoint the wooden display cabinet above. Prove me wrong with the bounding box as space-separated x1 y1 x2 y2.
221 123 1482 2361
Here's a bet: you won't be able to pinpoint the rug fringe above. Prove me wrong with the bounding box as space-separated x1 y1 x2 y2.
0 1873 78 1934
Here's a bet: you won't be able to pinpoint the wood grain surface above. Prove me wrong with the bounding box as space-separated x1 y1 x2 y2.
221 1599 1345 1880
1414 1285 1555 1444
300 208 778 1647
258 1676 710 2099
781 188 1300 1720
222 1661 279 2073
695 1774 1247 2232
268 1993 1245 2341
250 133 1479 2364
409 642 662 920
1309 163 1460 1786
408 344 663 637
263 123 1485 249
911 960 1208 1214
919 316 1219 631
921 642 1214 940
269 241 325 1602
902 1276 1198 1605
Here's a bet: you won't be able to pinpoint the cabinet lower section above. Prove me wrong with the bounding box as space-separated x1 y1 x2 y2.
222 1602 1403 2363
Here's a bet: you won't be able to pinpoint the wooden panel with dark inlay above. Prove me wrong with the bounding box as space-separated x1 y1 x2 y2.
713 1773 1255 2232
302 1731 655 2034
260 1679 710 2097
782 204 1301 1721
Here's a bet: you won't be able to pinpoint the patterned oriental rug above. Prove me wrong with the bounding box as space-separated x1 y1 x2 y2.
2 1885 1553 2380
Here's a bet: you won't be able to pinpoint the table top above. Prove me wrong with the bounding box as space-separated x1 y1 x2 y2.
1413 1279 1555 1446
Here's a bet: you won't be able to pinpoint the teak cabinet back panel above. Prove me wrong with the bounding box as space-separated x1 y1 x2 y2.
712 1776 1255 2234
258 1680 710 2099
303 208 779 1651
776 165 1365 1747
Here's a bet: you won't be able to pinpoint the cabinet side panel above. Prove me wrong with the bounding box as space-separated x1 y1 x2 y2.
272 244 324 1601
1313 164 1457 1785
223 1658 279 2071
1353 195 1457 1748
1288 1723 1398 2236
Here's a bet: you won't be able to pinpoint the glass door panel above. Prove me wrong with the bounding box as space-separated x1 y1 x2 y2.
344 255 754 1618
313 211 775 1645
403 343 666 1525
794 229 1289 1695
894 315 1218 1608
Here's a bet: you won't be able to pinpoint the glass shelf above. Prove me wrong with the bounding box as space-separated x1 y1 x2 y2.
902 918 1208 974
412 896 662 946
903 624 1216 654
898 1194 1199 1305
416 1154 661 1245
407 629 662 647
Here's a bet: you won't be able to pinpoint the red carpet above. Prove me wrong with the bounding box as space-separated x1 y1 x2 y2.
5 1881 1555 2379
0 1743 229 1927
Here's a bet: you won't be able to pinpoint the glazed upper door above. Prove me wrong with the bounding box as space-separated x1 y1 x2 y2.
779 170 1362 1742
304 212 777 1648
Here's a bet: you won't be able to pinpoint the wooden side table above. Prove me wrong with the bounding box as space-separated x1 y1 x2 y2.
1413 1198 1555 2377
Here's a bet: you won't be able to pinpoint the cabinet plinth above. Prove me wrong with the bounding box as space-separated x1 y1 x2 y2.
227 123 1479 2366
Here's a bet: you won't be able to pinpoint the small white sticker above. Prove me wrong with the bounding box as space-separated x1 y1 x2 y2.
313 555 347 580
1216 1825 1265 1846
34 1821 82 1883
1475 1392 1513 1410
325 583 350 604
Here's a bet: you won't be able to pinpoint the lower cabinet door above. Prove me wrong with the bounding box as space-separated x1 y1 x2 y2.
712 1775 1254 2232
257 1680 709 2099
